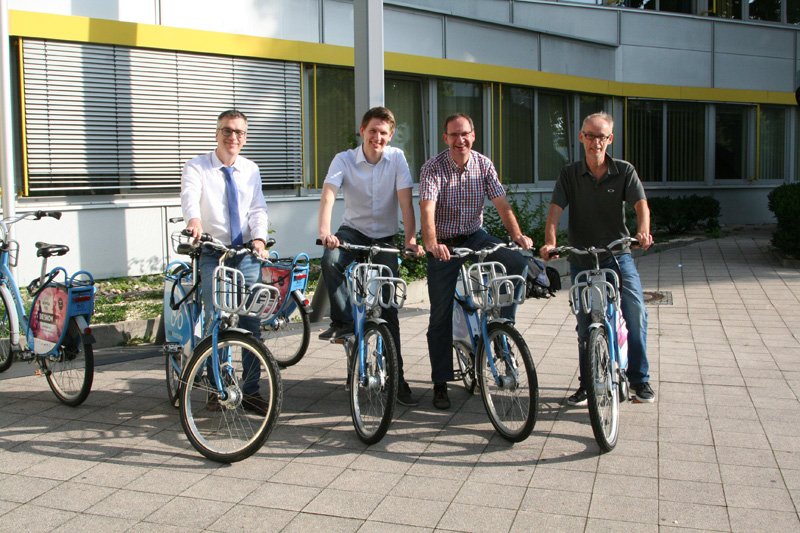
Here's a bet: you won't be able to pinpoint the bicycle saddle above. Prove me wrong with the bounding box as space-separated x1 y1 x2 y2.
35 242 69 257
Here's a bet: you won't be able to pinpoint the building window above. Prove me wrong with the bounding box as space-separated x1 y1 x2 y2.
437 80 483 154
498 85 534 184
386 78 426 180
667 102 705 182
538 91 572 182
22 39 302 197
759 106 785 180
789 0 800 23
749 0 782 21
628 100 663 182
715 104 749 180
314 66 355 188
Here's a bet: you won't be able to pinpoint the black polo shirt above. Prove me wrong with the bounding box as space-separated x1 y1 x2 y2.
551 156 646 265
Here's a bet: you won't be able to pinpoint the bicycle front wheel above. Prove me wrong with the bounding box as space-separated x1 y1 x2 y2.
0 291 14 373
477 322 538 442
179 331 282 463
583 326 619 452
261 303 310 368
349 322 398 445
45 318 94 406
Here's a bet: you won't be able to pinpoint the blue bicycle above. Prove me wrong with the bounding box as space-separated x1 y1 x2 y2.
317 240 406 444
450 242 538 442
550 236 638 452
0 211 96 406
165 232 283 463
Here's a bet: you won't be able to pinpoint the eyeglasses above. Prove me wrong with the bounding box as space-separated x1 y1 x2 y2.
582 131 611 142
219 127 247 138
445 131 473 140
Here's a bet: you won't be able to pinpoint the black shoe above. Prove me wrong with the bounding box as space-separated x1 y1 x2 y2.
433 383 450 410
206 392 221 411
242 393 270 415
631 382 656 403
319 324 354 341
397 381 419 407
566 387 588 406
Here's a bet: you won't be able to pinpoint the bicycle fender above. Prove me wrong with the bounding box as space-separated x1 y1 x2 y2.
487 317 513 327
366 317 388 327
74 315 96 345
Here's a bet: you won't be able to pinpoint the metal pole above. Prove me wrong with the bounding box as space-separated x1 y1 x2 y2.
0 0 16 221
353 0 384 134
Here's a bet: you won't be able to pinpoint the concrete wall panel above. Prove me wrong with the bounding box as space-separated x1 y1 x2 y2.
390 0 512 24
715 22 794 58
512 2 619 46
386 8 444 58
714 54 794 91
10 0 156 23
620 11 712 51
541 37 614 80
620 46 712 86
161 0 320 43
446 19 537 69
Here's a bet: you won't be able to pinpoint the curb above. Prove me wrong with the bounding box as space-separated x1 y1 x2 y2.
91 316 164 350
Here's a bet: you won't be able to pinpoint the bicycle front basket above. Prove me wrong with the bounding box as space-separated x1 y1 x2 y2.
213 265 280 318
348 263 407 310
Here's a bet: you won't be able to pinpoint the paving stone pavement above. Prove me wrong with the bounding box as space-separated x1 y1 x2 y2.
1 228 799 532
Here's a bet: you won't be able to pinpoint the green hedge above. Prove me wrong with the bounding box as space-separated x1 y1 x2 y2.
768 183 800 258
647 195 720 235
483 187 567 254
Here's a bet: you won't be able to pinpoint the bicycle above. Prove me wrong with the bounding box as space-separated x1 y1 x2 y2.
176 235 283 463
549 236 638 452
317 239 406 444
260 250 312 368
0 211 96 406
450 242 538 442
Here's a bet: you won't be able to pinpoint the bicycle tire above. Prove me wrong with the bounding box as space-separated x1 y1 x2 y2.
179 331 282 463
476 322 538 442
349 322 398 445
261 302 310 368
453 342 476 394
582 326 619 452
0 290 14 373
45 318 94 406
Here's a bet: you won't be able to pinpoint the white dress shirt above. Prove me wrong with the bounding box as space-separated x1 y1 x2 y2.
181 151 269 245
323 145 413 239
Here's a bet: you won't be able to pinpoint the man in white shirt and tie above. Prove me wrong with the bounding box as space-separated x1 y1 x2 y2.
317 106 423 407
180 109 271 415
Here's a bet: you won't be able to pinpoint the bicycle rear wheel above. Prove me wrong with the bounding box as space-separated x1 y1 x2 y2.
45 318 94 406
261 302 310 368
582 326 619 452
477 322 538 442
179 331 282 463
0 291 13 373
349 322 398 444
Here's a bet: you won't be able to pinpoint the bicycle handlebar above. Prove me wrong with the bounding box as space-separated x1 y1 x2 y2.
450 241 523 260
549 236 640 258
316 239 412 257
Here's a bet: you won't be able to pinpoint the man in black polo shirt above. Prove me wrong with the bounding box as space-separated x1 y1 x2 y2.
539 112 656 405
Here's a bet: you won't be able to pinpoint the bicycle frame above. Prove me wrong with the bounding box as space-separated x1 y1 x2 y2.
453 256 525 388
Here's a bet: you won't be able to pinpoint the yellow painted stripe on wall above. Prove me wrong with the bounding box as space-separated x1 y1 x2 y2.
10 10 795 106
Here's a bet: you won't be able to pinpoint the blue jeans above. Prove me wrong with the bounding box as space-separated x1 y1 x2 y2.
570 253 649 386
321 226 406 383
200 250 262 395
426 229 527 385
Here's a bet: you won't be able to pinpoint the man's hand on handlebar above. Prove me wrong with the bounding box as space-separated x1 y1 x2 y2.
634 232 654 250
426 242 451 262
539 244 557 260
513 234 533 251
319 234 340 250
185 218 204 242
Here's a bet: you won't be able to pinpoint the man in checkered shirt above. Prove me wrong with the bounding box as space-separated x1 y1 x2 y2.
419 113 533 410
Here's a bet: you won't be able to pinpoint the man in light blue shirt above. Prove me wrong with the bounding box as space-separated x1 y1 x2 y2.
318 106 423 406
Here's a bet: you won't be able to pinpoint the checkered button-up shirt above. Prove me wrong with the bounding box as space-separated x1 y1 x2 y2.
419 150 505 240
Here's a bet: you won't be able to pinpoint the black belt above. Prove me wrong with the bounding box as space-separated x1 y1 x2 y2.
438 232 476 247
